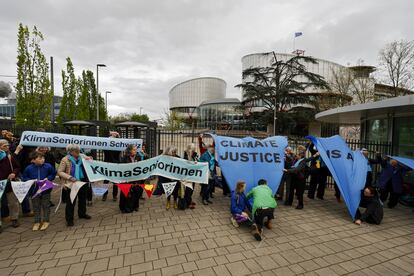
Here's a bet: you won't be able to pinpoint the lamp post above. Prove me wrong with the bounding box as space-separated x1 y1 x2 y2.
105 91 112 117
96 64 106 121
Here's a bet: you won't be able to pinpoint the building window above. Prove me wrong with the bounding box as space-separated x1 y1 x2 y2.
366 118 388 141
393 117 414 158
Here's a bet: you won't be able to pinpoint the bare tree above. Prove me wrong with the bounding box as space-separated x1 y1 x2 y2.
379 40 414 96
351 76 375 104
329 67 354 106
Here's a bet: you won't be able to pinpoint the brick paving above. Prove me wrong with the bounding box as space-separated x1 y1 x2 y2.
1 185 414 276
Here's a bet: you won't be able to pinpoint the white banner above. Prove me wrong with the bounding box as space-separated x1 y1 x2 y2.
0 180 7 200
92 181 109 197
11 180 35 203
162 182 177 198
20 131 143 151
70 181 87 203
83 155 209 184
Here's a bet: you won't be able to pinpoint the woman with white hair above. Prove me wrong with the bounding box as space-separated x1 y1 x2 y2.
0 139 21 230
57 144 91 226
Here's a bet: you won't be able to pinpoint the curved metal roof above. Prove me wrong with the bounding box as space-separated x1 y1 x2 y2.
169 77 226 94
199 98 240 106
315 95 414 124
115 121 147 127
63 120 96 126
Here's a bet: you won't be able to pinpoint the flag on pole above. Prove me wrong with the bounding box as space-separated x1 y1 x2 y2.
294 32 303 37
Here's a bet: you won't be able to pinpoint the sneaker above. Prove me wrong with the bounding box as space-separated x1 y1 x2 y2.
40 222 49 231
32 223 41 231
202 200 208 205
11 220 20 228
206 199 213 204
295 205 304 210
79 214 91 219
166 201 171 210
251 224 262 241
174 202 178 209
230 217 239 228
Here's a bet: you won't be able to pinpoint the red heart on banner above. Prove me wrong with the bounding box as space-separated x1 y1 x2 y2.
116 184 134 198
139 184 156 198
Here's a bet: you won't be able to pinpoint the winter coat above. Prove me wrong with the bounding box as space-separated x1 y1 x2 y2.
230 191 252 215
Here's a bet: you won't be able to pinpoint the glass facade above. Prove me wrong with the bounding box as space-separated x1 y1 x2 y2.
0 104 16 118
198 101 243 130
393 117 414 158
366 118 389 142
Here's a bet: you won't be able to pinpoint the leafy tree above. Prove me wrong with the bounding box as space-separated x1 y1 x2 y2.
15 23 53 127
110 112 149 124
236 52 329 135
82 70 106 121
76 73 90 120
57 57 78 124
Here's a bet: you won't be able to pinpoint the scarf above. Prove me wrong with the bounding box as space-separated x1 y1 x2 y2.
68 155 84 181
0 150 6 161
292 158 304 168
207 151 215 172
137 151 145 161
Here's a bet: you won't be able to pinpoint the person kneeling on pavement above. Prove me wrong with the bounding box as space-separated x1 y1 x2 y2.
354 186 383 226
246 179 276 241
230 181 252 227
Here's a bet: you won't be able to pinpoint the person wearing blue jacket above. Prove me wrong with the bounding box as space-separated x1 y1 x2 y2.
23 151 56 231
230 181 252 227
199 145 216 205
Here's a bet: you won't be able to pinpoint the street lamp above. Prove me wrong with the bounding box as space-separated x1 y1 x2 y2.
105 91 112 116
96 64 106 121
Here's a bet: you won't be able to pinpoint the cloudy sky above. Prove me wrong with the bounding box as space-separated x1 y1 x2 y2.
0 0 412 120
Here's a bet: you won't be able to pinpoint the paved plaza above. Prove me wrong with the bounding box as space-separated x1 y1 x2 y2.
0 186 413 276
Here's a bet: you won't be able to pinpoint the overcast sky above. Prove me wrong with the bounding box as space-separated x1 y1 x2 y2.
0 0 412 120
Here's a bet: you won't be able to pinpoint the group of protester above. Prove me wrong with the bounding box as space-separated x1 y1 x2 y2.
0 129 411 242
230 142 411 241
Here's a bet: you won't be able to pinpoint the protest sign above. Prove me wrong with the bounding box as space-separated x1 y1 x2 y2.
92 182 109 197
214 135 287 194
83 155 208 184
11 180 35 203
139 184 156 198
0 180 7 199
32 180 56 198
70 181 87 203
308 135 368 220
20 131 142 151
162 182 177 198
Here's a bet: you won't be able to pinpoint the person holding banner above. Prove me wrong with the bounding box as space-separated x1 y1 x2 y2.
354 186 383 225
58 144 91 227
183 144 198 209
378 157 410 209
22 152 56 231
102 131 121 202
119 144 143 213
284 146 312 209
199 145 216 205
159 146 180 210
230 181 252 227
0 139 21 228
246 179 276 241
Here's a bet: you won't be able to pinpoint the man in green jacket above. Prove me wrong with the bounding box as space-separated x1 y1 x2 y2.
246 179 277 241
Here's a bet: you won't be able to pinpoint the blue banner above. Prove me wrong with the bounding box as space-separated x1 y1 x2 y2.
308 135 368 220
83 155 209 184
214 135 287 194
390 156 414 170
